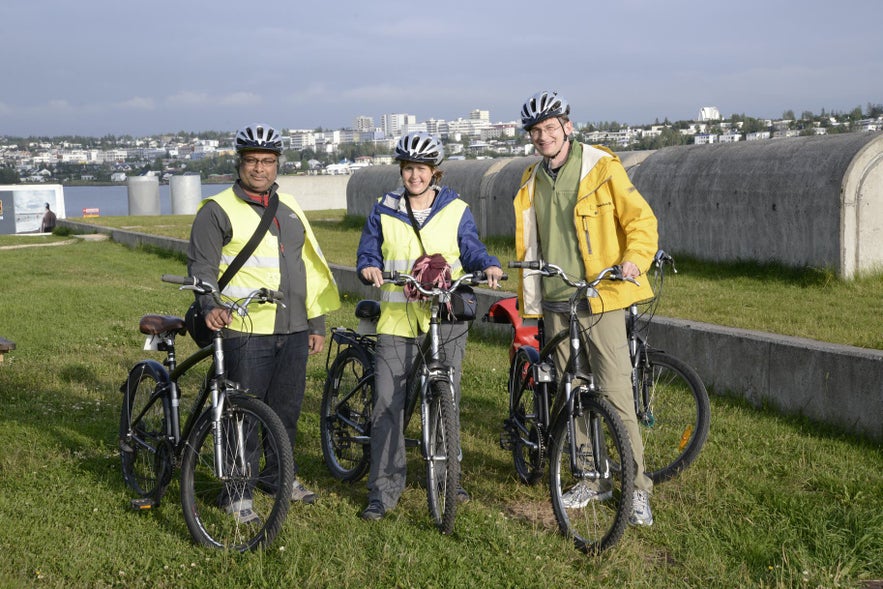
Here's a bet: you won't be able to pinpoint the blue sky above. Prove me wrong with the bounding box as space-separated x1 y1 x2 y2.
2 0 881 137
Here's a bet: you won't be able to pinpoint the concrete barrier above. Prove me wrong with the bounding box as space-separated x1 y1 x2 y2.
275 174 348 210
58 218 883 441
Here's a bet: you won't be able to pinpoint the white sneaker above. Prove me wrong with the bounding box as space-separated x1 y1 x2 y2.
224 498 261 525
291 479 317 504
561 481 613 509
629 490 653 526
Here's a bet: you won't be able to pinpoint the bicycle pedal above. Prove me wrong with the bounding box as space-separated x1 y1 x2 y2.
129 497 156 511
499 431 513 450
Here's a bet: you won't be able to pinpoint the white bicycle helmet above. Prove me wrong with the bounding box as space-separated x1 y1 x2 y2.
235 123 284 154
520 90 571 130
394 132 445 166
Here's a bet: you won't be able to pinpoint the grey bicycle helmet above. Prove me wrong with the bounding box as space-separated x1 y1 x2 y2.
394 132 445 166
235 123 284 154
520 90 571 129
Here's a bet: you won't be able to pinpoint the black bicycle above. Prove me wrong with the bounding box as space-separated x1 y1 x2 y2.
320 271 499 534
506 261 636 554
119 275 293 551
497 250 709 486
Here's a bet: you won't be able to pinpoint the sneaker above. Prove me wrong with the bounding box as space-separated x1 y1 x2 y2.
291 479 316 504
456 487 471 504
361 501 385 521
224 499 262 525
629 490 654 526
561 481 613 509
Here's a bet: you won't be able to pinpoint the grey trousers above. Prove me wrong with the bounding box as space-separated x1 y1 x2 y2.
367 322 469 510
546 309 653 493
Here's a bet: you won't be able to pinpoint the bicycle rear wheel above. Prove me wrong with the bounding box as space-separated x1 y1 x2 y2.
179 394 294 551
119 361 173 501
320 346 373 482
549 387 634 554
508 348 544 485
636 350 710 484
425 379 459 535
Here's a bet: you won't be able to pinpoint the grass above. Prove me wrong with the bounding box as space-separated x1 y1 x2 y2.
0 238 881 588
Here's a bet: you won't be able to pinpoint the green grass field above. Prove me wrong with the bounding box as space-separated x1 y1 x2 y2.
0 217 880 588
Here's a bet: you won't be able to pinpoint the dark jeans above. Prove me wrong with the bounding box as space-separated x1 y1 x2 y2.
224 331 309 475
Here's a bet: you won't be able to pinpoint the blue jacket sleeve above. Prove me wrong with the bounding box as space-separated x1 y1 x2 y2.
356 204 385 275
457 207 501 272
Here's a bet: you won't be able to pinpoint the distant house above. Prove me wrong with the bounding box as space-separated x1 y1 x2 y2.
110 172 127 182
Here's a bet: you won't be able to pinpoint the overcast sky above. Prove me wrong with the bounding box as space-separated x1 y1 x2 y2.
2 0 881 138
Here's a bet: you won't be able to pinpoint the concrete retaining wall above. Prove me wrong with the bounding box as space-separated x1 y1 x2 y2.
58 219 883 441
275 174 348 210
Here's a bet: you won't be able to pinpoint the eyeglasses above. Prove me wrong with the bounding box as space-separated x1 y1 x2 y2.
242 156 278 167
528 122 562 139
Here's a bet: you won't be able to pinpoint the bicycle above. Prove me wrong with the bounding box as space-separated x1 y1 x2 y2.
504 261 636 553
319 270 500 534
118 275 294 551
490 250 709 486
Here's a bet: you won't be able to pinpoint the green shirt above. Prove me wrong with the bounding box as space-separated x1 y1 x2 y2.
534 140 585 302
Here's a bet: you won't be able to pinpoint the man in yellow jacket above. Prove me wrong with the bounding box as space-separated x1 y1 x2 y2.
514 91 659 526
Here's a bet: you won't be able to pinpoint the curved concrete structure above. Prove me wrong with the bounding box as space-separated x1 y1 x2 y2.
169 174 202 215
631 132 883 278
347 134 883 278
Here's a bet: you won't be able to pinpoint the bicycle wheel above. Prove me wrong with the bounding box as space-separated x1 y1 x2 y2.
320 346 373 482
508 348 544 485
636 350 710 484
549 387 634 554
119 361 173 500
179 394 294 551
425 379 460 535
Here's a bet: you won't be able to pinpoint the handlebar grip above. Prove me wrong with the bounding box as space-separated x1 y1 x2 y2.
161 274 193 285
500 273 508 281
508 261 540 269
381 271 398 281
264 288 285 302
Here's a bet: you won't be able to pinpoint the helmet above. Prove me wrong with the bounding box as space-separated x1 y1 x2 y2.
394 132 445 166
234 123 283 154
520 90 570 129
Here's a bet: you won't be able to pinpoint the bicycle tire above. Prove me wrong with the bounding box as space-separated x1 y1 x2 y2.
549 387 634 554
425 379 460 535
508 348 544 485
636 350 710 484
320 346 373 482
179 394 294 551
119 361 173 501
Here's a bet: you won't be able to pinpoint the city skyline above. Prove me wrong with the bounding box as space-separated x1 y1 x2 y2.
2 0 881 137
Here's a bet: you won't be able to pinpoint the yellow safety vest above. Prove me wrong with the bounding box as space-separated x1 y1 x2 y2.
203 188 340 334
377 198 467 337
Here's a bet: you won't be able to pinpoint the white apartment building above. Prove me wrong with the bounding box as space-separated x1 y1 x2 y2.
289 129 317 150
698 106 722 121
381 113 416 137
353 116 374 132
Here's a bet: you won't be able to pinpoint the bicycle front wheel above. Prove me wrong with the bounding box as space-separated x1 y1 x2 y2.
179 394 294 551
549 388 634 555
320 346 373 482
425 379 460 535
636 350 710 484
119 361 173 501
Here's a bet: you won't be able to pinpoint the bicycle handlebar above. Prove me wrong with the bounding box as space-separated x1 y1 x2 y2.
161 274 285 310
508 261 638 289
381 270 508 296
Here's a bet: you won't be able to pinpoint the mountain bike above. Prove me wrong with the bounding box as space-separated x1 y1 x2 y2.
491 250 709 486
319 271 500 534
118 275 294 551
505 261 636 554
